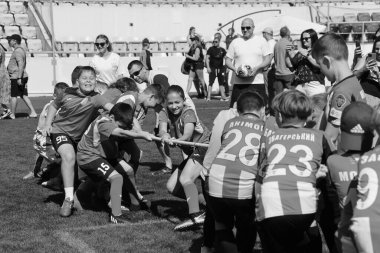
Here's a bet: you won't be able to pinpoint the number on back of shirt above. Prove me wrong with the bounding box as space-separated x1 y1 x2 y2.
216 129 261 166
266 143 314 178
356 167 378 210
97 162 110 175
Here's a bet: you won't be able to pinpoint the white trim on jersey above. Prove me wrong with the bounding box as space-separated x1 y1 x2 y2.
117 94 135 104
261 181 284 218
351 217 374 253
297 181 317 214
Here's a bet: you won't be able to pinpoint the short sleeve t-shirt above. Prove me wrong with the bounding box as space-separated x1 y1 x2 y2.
227 36 271 85
77 115 119 165
50 87 104 143
207 46 226 69
274 37 293 76
89 52 124 85
324 75 366 127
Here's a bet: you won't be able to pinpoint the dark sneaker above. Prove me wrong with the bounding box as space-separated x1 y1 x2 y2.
151 166 172 176
130 198 151 212
0 108 11 119
60 198 74 217
109 213 130 224
174 211 205 231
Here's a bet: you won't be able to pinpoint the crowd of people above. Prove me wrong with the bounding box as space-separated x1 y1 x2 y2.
2 17 380 253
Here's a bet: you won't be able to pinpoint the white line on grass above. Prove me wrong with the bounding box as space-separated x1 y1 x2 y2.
67 218 173 232
55 231 96 253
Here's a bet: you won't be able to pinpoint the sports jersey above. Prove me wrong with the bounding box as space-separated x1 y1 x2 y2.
256 127 332 220
351 145 380 252
50 87 105 143
327 153 360 207
323 75 366 128
116 91 147 125
159 106 210 155
77 115 119 165
208 115 265 199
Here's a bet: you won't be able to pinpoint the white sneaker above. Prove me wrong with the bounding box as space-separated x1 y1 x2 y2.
174 211 205 231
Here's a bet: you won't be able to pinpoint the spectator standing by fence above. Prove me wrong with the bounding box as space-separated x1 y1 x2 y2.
7 34 37 119
140 38 153 71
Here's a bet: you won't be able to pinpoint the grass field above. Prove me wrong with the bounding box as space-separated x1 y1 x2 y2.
0 97 228 253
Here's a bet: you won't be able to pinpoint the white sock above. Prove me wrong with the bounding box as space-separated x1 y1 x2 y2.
64 187 74 201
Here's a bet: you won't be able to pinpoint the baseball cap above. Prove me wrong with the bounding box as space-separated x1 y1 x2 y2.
6 34 21 43
263 27 273 35
142 38 150 44
340 102 374 151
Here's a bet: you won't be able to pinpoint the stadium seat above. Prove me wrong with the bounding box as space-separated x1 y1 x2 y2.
365 22 380 33
343 13 357 22
0 2 8 14
358 12 370 22
331 16 344 22
159 41 174 52
27 38 42 52
175 41 189 52
372 12 380 21
9 2 26 14
79 41 94 52
338 23 352 33
149 41 159 51
329 23 339 33
128 41 142 53
14 14 29 26
112 41 127 53
21 26 37 39
0 39 10 51
4 25 20 36
352 23 363 33
62 41 78 52
0 14 15 26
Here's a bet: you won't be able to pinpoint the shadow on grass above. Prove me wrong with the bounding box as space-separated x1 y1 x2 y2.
43 193 64 205
15 112 30 118
150 199 188 220
140 162 167 172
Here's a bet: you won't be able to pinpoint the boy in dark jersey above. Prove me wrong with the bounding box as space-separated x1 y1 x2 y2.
206 92 265 253
350 104 380 252
256 90 334 253
312 33 366 148
42 66 114 217
77 103 153 223
328 102 374 252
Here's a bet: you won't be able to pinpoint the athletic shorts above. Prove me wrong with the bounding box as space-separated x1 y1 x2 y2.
10 77 28 97
182 146 208 164
79 158 121 182
50 132 77 152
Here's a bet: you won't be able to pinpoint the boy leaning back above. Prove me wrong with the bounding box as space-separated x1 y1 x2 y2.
311 33 366 148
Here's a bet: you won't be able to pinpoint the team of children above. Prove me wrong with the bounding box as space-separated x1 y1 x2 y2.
27 32 380 252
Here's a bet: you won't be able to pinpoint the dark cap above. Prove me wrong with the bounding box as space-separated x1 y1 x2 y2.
6 34 21 44
340 102 374 151
142 38 149 44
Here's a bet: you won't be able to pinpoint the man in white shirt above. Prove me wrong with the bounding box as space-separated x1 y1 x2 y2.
226 18 272 108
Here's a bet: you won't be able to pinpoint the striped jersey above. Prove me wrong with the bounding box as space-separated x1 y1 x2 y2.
207 115 264 199
351 146 380 253
256 127 331 220
116 91 147 125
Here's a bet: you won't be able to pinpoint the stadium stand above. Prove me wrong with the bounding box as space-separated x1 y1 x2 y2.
14 14 30 26
0 13 14 26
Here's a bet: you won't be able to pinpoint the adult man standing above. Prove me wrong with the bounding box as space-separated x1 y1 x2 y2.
273 26 294 97
7 34 37 119
206 35 228 101
226 18 272 108
262 27 276 107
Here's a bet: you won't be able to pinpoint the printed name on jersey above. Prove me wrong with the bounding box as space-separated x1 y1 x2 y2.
329 107 342 119
339 171 357 182
227 120 264 131
360 153 380 164
268 132 315 145
335 94 346 109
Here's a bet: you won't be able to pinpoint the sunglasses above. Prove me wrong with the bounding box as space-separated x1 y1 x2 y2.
95 42 106 48
302 37 311 41
131 67 143 78
241 26 252 31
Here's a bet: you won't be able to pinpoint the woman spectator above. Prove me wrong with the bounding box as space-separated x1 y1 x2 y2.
89 34 124 85
288 29 325 97
185 36 207 98
187 27 202 46
0 44 10 119
353 37 380 107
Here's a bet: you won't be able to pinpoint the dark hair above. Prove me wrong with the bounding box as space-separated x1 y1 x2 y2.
301 29 318 49
310 93 327 111
71 66 83 85
312 33 348 61
127 60 143 71
143 83 165 104
166 85 185 100
236 91 264 114
113 77 139 93
280 26 290 38
189 26 195 35
272 90 312 120
372 37 380 53
54 82 69 96
110 103 134 130
78 66 96 79
95 34 112 52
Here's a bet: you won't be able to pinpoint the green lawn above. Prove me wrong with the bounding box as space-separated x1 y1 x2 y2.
0 97 227 253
